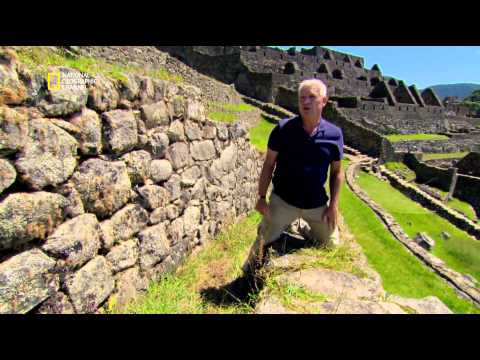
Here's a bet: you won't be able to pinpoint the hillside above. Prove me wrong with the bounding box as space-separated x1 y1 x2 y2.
426 83 480 100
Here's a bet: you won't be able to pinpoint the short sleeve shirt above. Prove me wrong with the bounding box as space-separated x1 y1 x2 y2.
268 116 344 209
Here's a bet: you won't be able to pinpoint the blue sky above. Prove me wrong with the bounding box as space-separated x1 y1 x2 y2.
276 46 480 89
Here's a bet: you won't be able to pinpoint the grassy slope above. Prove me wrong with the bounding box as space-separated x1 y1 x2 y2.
356 171 480 283
422 152 469 161
386 134 449 142
122 212 262 314
340 168 479 313
15 47 183 83
384 161 477 222
207 101 255 123
248 115 276 152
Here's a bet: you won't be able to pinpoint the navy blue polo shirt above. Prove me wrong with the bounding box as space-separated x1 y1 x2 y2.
268 116 344 209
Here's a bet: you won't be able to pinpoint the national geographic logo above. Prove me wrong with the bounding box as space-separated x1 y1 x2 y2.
47 71 96 91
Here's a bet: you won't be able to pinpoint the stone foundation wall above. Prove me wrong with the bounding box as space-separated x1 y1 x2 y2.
0 49 263 314
404 154 480 216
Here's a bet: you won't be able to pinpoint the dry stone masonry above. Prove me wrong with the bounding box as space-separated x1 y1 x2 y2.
0 48 262 314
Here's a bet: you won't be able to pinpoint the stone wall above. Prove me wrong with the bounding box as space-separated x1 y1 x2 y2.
0 49 263 314
404 154 480 215
323 102 390 159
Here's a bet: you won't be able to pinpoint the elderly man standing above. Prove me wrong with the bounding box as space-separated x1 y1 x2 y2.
242 79 344 274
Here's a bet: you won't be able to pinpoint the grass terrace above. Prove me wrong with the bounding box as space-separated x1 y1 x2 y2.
14 47 183 84
340 161 479 313
207 101 256 123
385 133 449 142
356 169 480 284
248 114 276 152
422 152 469 161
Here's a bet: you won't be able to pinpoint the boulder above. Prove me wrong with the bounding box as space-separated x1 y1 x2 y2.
105 238 139 273
150 159 173 183
110 266 148 310
147 130 169 159
15 118 78 190
65 256 115 313
103 204 149 245
36 291 75 314
120 150 152 185
140 101 170 129
101 109 138 155
137 185 170 210
87 74 119 112
166 142 190 170
71 159 132 218
0 106 29 156
41 214 101 269
138 222 170 270
190 140 216 161
0 249 58 314
0 49 27 105
0 192 68 250
69 107 103 155
167 119 185 142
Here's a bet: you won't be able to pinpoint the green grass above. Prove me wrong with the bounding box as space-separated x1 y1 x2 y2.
14 47 183 84
121 212 262 314
385 134 449 142
356 170 480 284
434 188 478 221
340 167 479 313
207 101 255 123
248 115 276 152
385 161 416 182
422 152 469 161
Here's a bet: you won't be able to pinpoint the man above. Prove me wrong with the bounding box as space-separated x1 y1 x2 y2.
242 79 344 273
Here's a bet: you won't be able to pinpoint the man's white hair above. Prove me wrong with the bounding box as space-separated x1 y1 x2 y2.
298 79 328 97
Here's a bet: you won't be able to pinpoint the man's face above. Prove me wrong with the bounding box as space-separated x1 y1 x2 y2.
299 85 328 120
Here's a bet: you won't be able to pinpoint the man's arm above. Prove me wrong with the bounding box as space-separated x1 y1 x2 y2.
255 149 278 221
322 160 344 229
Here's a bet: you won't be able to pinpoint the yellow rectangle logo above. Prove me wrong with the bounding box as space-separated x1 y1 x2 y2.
47 72 61 91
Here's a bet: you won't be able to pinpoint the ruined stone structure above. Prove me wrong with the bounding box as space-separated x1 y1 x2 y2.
0 49 262 314
158 46 480 154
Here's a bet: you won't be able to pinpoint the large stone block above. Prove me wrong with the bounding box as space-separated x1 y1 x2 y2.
104 204 149 245
0 192 68 250
65 256 115 313
105 238 139 273
137 185 170 210
181 166 202 187
147 130 169 159
120 150 152 185
0 49 27 106
0 158 16 195
87 74 119 112
111 266 148 310
183 206 201 234
101 109 138 155
167 119 185 142
71 159 132 218
166 142 190 170
140 101 170 129
0 106 29 156
150 159 173 183
138 222 170 270
69 107 103 155
0 249 58 314
190 140 216 161
15 119 78 190
163 174 181 201
118 73 140 101
38 67 88 117
41 214 101 269
55 181 85 218
185 121 202 141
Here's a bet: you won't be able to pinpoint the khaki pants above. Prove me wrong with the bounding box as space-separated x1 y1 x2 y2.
242 193 340 273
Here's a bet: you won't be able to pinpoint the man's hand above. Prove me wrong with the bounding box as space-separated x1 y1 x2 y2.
321 204 338 230
255 198 271 223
